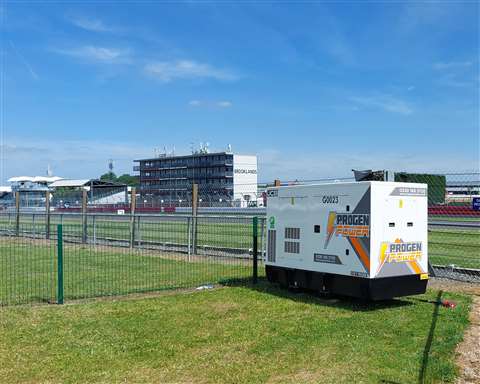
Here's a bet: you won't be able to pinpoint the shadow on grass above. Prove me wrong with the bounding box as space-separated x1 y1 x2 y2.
416 290 443 384
220 277 413 312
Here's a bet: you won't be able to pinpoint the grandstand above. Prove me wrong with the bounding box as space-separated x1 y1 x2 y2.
49 179 129 209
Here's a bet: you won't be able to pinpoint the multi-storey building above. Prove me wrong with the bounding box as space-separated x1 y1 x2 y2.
134 151 257 206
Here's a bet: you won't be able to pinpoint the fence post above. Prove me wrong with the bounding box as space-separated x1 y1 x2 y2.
253 216 258 284
93 215 97 247
192 183 198 254
15 191 20 236
45 190 51 239
57 224 64 304
260 217 265 259
82 189 87 244
130 187 136 249
137 215 141 249
187 216 191 261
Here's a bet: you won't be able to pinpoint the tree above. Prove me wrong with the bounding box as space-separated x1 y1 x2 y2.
99 172 139 187
117 174 139 187
100 172 117 182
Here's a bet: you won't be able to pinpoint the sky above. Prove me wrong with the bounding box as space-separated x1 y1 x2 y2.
1 1 479 183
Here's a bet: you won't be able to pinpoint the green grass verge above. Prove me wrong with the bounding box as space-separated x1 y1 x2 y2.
0 284 472 384
0 216 257 249
430 215 480 222
429 229 480 269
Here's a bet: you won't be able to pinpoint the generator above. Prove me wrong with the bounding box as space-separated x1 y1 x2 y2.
265 181 428 300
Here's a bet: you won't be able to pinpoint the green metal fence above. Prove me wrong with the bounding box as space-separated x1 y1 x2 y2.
1 174 479 306
0 214 264 306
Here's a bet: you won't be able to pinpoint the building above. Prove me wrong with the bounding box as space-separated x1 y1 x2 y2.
134 150 257 206
1 176 129 211
4 176 63 210
49 179 129 207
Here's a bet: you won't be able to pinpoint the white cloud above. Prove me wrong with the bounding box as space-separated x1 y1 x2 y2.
188 100 233 108
350 95 413 115
3 139 477 185
432 61 476 88
216 101 232 108
257 148 479 182
1 139 154 183
145 60 238 82
54 45 132 64
8 40 39 80
68 16 113 32
433 61 473 70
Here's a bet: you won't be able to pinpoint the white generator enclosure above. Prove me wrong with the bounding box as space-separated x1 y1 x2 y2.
265 181 428 300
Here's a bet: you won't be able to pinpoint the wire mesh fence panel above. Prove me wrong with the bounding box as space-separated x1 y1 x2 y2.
0 170 478 301
393 172 479 282
0 215 56 306
51 214 260 301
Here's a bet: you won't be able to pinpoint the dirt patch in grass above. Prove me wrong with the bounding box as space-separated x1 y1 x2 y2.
428 278 480 383
455 295 480 384
428 278 480 296
266 369 325 384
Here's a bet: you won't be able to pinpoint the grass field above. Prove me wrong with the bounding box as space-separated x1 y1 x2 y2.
2 214 479 268
0 214 257 249
0 214 478 306
0 239 255 305
0 284 472 384
429 229 480 269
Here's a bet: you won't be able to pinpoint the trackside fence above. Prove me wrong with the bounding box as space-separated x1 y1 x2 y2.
391 173 479 282
1 171 479 305
0 213 265 306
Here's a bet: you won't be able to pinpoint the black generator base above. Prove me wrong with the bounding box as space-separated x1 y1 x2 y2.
265 265 428 301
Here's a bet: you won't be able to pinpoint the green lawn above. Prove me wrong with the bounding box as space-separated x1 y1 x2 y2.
429 228 480 269
0 215 258 249
0 284 472 384
0 240 255 306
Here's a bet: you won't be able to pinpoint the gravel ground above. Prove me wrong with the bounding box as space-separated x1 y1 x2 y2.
428 278 480 384
455 295 480 384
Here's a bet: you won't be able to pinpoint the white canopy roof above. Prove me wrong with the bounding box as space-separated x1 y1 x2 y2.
8 176 64 183
8 176 34 183
49 179 91 188
32 176 63 183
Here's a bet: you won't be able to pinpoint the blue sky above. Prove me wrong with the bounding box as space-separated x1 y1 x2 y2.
2 1 479 183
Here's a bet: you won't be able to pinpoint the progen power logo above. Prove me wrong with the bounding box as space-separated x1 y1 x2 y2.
376 239 425 276
379 239 423 263
324 212 370 248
